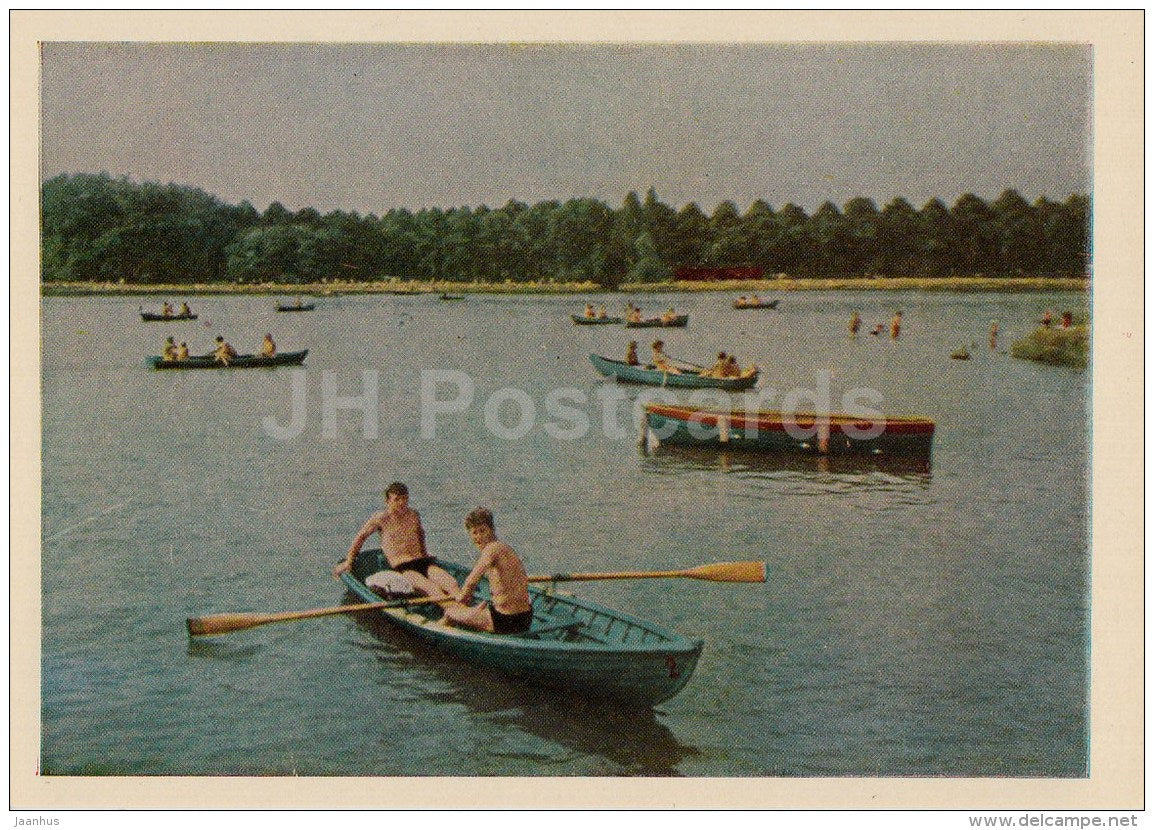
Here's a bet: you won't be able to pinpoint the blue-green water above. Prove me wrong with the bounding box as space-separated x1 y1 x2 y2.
40 290 1089 776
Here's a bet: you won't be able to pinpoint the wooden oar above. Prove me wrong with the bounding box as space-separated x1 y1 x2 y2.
187 593 453 637
528 561 767 584
667 353 707 371
188 561 766 637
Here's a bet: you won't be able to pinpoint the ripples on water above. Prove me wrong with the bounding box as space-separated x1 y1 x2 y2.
39 292 1089 777
641 444 934 500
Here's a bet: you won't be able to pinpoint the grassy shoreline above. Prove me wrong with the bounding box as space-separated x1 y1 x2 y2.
1011 325 1090 370
41 276 1089 297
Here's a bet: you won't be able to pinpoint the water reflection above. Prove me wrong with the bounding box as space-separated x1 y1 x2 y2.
350 604 699 776
187 637 265 661
641 443 932 481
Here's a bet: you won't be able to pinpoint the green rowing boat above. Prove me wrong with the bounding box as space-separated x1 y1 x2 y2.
147 349 308 370
590 354 759 390
341 548 704 707
141 312 197 321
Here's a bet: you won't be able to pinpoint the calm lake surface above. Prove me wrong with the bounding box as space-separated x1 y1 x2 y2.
40 290 1089 777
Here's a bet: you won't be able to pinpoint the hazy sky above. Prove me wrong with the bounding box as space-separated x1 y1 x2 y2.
40 42 1091 215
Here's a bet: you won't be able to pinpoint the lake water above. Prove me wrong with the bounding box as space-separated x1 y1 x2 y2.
40 290 1089 777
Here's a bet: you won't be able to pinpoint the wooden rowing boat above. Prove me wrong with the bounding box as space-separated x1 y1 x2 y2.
624 314 688 328
140 312 197 321
276 303 315 312
439 294 465 301
147 349 308 370
643 401 935 455
732 299 779 310
571 314 623 325
590 354 759 390
340 549 704 707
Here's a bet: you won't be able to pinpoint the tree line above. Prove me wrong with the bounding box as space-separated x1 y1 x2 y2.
41 172 1090 288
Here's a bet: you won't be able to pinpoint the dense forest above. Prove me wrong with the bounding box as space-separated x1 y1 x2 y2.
41 173 1090 288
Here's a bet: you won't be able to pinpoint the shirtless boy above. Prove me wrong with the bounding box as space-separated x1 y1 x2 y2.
333 482 459 599
442 508 533 634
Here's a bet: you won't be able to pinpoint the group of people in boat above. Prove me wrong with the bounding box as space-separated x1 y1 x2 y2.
161 333 276 364
622 304 681 325
333 482 533 635
699 351 758 378
624 339 756 378
734 294 767 308
156 301 192 318
161 337 190 361
849 310 902 339
582 303 610 319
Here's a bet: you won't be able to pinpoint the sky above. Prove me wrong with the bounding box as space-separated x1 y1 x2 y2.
40 42 1092 215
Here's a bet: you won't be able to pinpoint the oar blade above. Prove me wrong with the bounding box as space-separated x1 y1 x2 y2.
685 561 767 583
187 612 267 637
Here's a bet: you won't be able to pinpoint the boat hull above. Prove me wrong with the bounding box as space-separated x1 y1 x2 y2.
141 313 197 321
590 354 758 390
571 315 623 325
276 304 315 312
341 549 703 707
732 300 778 310
644 402 934 455
625 315 688 328
147 349 308 370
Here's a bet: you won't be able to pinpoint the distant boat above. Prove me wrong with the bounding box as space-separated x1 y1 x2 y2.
642 402 935 455
590 354 759 390
571 314 623 325
438 293 465 301
732 299 779 310
624 314 688 328
147 349 308 370
276 302 316 312
141 311 197 321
